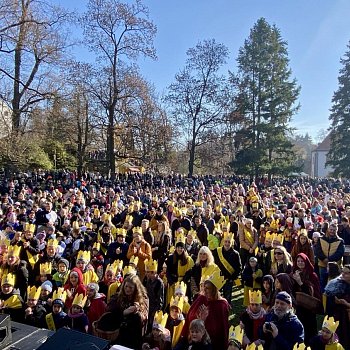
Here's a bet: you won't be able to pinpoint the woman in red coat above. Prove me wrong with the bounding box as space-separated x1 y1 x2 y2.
181 267 230 350
85 282 106 333
64 267 86 310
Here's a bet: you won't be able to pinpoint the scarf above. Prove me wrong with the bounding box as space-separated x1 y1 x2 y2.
246 306 266 320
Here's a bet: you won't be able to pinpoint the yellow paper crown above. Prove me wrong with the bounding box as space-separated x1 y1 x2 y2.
203 267 226 290
187 229 197 239
77 250 90 262
123 265 136 276
174 281 187 295
223 231 234 242
47 239 59 248
265 231 276 243
101 213 111 222
106 259 123 274
145 259 158 272
228 325 244 345
213 223 222 233
52 287 67 302
274 233 284 244
116 228 127 237
293 343 311 350
176 232 186 245
93 208 100 217
249 290 262 304
322 316 339 333
27 286 41 300
153 310 168 329
168 245 175 254
0 238 10 247
7 245 21 257
40 262 52 275
266 208 275 218
24 223 36 233
270 219 280 231
125 215 133 224
132 226 142 235
72 293 87 308
86 222 93 229
129 256 139 266
93 242 100 251
170 296 184 313
1 273 15 286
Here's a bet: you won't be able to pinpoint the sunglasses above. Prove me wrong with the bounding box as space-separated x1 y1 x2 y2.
274 251 283 255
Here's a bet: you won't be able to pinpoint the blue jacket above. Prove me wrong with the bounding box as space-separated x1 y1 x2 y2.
259 310 304 350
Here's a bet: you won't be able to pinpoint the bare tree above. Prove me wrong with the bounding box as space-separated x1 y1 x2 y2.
0 0 73 133
165 39 232 177
80 0 156 176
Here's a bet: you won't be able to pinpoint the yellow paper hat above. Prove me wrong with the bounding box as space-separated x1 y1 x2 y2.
129 256 139 266
7 245 21 257
266 208 275 218
77 250 90 262
123 265 136 276
170 296 184 313
94 208 100 217
1 273 15 286
223 231 234 242
93 242 100 251
174 281 187 295
106 259 123 274
228 325 244 345
47 239 59 248
132 226 142 235
101 213 111 222
86 222 93 229
116 228 127 237
187 229 197 239
273 233 284 245
0 238 10 247
270 219 280 231
24 223 36 233
27 286 41 300
203 267 226 290
52 287 67 302
40 262 52 275
72 293 87 308
175 232 186 245
249 290 262 304
145 259 158 272
322 316 339 333
213 223 222 233
265 231 275 243
153 310 168 330
125 215 133 224
293 343 311 350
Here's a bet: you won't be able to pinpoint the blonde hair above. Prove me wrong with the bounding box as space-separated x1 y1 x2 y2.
188 319 211 344
195 246 215 266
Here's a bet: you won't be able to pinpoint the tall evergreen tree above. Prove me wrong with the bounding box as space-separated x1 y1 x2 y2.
326 42 350 177
231 18 300 178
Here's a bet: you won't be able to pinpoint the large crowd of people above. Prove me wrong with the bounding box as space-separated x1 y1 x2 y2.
0 170 349 350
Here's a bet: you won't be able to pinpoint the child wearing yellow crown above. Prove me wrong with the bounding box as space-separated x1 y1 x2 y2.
142 311 171 350
309 316 344 350
0 272 24 322
227 325 244 350
75 250 99 285
45 288 68 331
24 285 47 328
242 257 263 306
239 290 266 347
144 258 165 333
66 293 89 333
0 244 28 299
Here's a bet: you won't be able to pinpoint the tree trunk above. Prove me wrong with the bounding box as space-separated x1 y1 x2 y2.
188 142 195 177
107 107 116 178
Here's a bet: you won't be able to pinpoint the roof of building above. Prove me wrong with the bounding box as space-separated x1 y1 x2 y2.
314 134 331 152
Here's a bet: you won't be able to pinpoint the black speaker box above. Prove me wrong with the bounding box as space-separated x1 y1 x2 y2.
0 314 12 348
37 328 109 350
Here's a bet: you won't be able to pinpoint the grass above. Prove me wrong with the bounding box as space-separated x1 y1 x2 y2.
228 285 246 326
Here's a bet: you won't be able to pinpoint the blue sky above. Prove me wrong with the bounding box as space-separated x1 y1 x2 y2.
55 0 350 141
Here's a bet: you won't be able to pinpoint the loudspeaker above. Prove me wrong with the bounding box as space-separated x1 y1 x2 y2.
0 314 12 348
37 328 109 350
